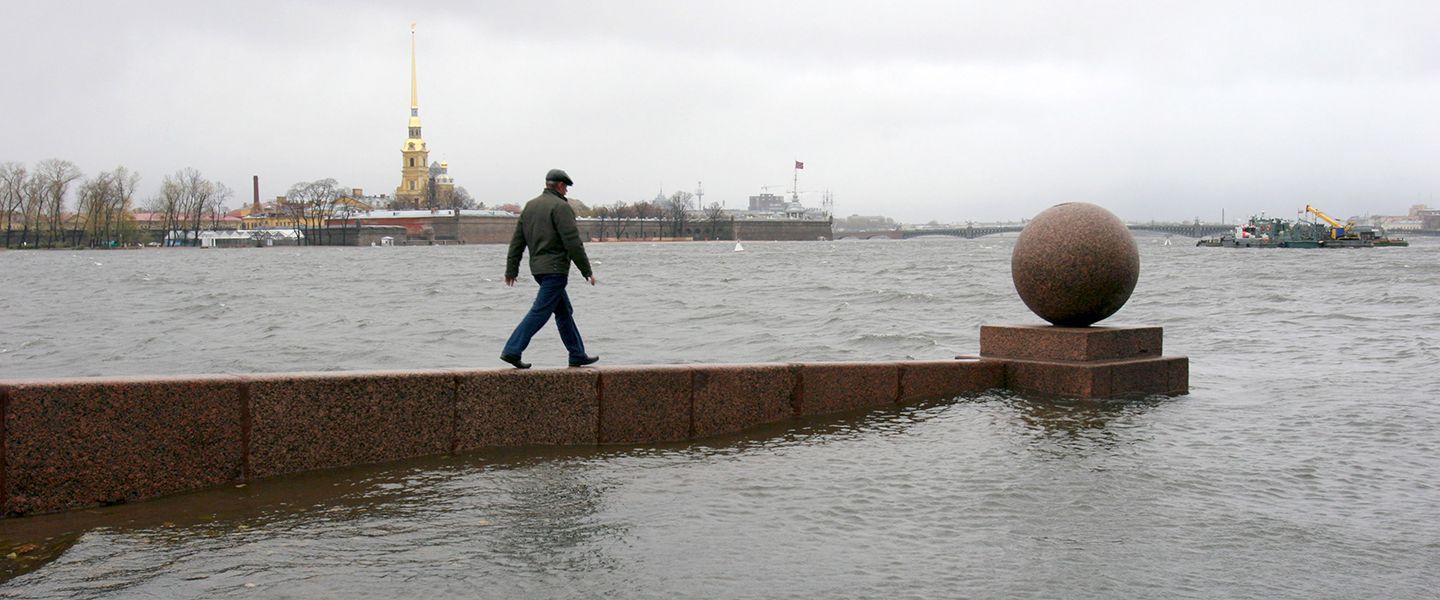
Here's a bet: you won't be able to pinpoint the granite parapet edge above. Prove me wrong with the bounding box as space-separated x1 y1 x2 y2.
0 358 1044 517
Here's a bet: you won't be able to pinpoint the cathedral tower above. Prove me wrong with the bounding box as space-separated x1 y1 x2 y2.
395 23 430 207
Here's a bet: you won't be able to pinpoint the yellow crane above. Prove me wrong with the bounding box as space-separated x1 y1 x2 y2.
1304 204 1352 239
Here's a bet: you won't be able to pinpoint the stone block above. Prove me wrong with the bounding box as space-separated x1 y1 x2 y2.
796 362 900 416
1110 356 1189 396
245 370 455 479
691 364 795 438
1169 357 1190 395
897 359 1007 403
1 375 244 516
597 366 693 444
980 324 1163 362
1002 358 1112 398
1002 355 1187 398
455 369 598 450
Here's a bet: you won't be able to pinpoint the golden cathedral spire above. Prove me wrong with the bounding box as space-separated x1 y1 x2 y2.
405 22 423 140
397 22 431 207
410 22 419 114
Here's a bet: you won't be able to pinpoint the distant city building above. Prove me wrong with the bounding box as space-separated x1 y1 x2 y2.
1419 207 1440 229
736 191 828 221
835 214 896 231
1350 204 1432 231
130 211 244 233
236 194 377 230
748 193 787 212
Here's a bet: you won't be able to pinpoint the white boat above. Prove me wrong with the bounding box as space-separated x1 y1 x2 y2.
733 241 745 252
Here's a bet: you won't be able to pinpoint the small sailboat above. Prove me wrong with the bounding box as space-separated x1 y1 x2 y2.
733 241 745 252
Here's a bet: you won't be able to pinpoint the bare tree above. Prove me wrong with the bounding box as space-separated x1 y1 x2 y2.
3 162 142 248
286 178 343 245
608 201 631 239
150 168 223 247
107 166 140 246
32 159 82 247
438 186 457 210
82 166 141 247
666 190 694 238
78 170 115 247
629 199 663 239
181 169 215 245
77 167 140 247
278 193 305 232
18 173 46 247
161 168 209 246
704 202 727 240
152 175 184 245
452 186 477 210
1 162 27 247
587 205 610 239
205 182 232 230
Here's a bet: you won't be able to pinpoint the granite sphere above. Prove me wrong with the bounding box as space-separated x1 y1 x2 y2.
1011 202 1139 327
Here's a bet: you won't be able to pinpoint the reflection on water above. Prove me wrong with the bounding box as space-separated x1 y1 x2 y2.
0 399 960 590
1008 395 1168 456
0 532 79 583
466 461 623 580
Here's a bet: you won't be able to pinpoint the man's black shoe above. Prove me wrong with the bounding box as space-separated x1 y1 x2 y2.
568 355 599 367
500 354 531 369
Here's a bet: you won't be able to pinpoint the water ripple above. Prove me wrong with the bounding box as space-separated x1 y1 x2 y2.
2 240 1439 598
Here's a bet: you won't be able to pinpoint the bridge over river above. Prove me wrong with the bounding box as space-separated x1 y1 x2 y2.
839 222 1236 240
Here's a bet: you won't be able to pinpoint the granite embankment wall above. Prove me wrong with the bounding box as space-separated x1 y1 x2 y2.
0 360 1003 517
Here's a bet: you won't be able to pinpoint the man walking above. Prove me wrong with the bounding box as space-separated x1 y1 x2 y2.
500 168 599 369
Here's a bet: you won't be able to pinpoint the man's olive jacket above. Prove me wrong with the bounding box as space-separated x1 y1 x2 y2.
505 188 593 279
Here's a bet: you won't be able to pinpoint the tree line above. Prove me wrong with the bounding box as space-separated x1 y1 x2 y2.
1 159 242 248
149 168 233 246
3 159 115 248
2 156 736 248
0 158 370 248
572 190 729 240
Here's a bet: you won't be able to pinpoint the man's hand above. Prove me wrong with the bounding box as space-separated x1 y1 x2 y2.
587 275 597 286
505 277 516 287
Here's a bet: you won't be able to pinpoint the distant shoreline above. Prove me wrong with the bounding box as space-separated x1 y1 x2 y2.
0 237 824 251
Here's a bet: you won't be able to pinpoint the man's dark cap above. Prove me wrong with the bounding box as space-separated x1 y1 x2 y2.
545 168 574 186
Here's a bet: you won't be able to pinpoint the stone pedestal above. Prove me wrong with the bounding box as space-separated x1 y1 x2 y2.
980 325 1187 398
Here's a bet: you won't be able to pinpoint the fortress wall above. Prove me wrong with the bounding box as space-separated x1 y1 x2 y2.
576 219 689 241
0 359 1003 517
348 215 832 244
448 216 520 244
732 220 832 241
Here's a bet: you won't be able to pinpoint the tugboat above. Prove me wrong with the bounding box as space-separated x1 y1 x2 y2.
1197 205 1408 248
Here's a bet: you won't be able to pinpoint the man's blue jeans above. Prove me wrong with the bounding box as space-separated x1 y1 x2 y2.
502 273 587 360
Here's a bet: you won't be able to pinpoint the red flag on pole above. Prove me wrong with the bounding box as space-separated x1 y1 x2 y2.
795 161 804 169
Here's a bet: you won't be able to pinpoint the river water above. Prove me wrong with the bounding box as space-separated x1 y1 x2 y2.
1 237 1438 598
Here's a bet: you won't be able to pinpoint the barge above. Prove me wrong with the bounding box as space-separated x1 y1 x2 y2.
1197 206 1408 248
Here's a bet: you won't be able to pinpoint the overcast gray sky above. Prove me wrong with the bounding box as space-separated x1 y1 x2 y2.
4 0 1438 223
